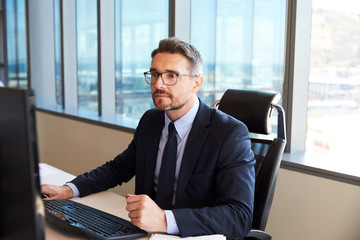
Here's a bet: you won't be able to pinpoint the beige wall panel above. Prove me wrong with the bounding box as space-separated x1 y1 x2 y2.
267 169 360 240
36 111 135 196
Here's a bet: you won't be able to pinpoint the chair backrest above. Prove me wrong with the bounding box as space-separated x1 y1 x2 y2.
217 89 286 231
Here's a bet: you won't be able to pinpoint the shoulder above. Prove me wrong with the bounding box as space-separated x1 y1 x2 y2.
133 108 165 138
138 108 164 126
197 99 249 134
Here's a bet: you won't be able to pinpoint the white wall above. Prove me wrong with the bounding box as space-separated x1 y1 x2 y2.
36 111 360 240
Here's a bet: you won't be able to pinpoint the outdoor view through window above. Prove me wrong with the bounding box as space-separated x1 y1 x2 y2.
307 0 360 176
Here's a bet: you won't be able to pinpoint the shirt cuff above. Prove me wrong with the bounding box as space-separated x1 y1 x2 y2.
164 210 180 235
65 182 80 198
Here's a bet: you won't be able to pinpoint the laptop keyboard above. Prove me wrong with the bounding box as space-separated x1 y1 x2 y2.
44 199 147 239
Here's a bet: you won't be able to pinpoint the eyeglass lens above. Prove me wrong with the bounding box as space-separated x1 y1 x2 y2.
145 72 177 85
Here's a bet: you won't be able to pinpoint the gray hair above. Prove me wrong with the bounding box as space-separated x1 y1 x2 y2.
151 37 203 75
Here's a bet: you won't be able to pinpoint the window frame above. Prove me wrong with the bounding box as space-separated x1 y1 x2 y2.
282 0 312 153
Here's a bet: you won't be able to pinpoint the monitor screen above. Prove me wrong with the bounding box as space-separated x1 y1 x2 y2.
0 88 44 240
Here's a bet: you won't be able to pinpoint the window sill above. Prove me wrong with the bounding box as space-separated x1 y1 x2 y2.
36 106 360 186
36 105 138 134
281 151 360 186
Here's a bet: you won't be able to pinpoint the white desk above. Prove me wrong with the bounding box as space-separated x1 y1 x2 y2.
39 163 149 240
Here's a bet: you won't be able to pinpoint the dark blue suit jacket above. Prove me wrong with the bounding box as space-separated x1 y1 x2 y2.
71 99 255 239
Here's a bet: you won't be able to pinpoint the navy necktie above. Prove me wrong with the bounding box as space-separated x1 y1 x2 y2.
156 122 177 209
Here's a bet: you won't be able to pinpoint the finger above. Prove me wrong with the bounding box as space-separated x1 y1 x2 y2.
40 184 50 194
41 185 53 198
126 197 146 212
126 201 138 212
126 194 140 204
45 196 57 200
46 188 58 198
128 209 140 219
130 218 142 229
45 191 58 200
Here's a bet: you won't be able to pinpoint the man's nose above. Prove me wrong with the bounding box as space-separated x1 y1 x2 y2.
153 74 165 87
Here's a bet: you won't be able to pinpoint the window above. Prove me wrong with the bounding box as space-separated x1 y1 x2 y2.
114 0 168 119
54 0 63 106
76 0 98 112
306 0 360 176
10 0 359 180
190 0 287 106
5 0 29 89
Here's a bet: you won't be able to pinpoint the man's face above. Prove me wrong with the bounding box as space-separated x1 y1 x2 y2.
150 52 201 112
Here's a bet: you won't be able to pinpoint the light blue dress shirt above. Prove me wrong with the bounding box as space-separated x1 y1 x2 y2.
67 98 200 235
156 98 199 234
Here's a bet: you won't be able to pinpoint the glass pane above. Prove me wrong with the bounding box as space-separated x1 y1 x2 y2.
307 0 360 176
54 0 62 106
191 0 287 105
76 0 98 112
115 0 168 118
5 0 28 89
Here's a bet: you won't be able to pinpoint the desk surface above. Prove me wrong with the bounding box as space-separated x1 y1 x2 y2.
40 164 225 240
40 163 149 240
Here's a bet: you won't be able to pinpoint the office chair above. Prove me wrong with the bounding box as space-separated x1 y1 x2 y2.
214 89 286 240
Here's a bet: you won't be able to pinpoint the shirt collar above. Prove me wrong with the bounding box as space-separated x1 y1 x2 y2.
164 98 200 141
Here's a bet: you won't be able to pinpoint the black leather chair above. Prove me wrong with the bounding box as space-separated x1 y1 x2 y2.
215 89 286 240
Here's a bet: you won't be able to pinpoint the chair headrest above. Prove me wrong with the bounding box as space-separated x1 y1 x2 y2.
218 89 280 135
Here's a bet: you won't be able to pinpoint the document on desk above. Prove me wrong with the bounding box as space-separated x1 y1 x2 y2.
39 163 75 185
39 163 61 176
150 233 226 240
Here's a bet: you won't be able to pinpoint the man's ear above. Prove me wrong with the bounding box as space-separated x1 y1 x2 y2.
192 75 203 93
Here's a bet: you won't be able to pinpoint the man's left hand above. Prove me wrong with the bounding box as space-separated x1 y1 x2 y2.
125 194 167 233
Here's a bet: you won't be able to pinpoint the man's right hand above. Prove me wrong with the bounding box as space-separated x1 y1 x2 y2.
41 184 73 200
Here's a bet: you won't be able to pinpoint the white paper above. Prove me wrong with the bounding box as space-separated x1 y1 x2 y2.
39 163 62 176
149 233 226 240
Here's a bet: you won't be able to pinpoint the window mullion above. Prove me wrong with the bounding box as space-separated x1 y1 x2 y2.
28 0 56 106
63 0 77 110
100 0 115 115
174 0 190 42
283 0 312 152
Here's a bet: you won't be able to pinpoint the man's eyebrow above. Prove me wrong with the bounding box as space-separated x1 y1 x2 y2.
149 68 179 74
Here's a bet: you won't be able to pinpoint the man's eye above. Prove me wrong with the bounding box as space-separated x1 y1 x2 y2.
168 73 177 79
151 72 158 77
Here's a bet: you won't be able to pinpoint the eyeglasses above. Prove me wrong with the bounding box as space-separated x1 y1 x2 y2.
144 71 198 86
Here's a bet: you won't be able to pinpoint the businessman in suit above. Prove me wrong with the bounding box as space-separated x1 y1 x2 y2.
41 37 256 239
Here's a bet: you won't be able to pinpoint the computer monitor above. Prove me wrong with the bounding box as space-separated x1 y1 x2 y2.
0 88 44 240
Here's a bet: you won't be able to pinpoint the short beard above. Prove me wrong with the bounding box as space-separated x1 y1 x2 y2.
164 102 186 112
155 102 186 112
152 89 186 112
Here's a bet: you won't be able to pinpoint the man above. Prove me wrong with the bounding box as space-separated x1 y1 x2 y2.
41 37 255 239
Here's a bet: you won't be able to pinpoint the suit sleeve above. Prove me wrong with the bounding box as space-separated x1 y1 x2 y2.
68 108 160 197
172 123 255 239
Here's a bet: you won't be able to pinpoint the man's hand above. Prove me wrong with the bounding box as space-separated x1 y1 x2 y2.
41 184 73 200
126 194 167 233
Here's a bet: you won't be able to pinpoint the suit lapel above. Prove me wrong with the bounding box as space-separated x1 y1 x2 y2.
175 100 211 204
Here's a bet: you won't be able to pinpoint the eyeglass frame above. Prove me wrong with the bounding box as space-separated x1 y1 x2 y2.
143 71 199 86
